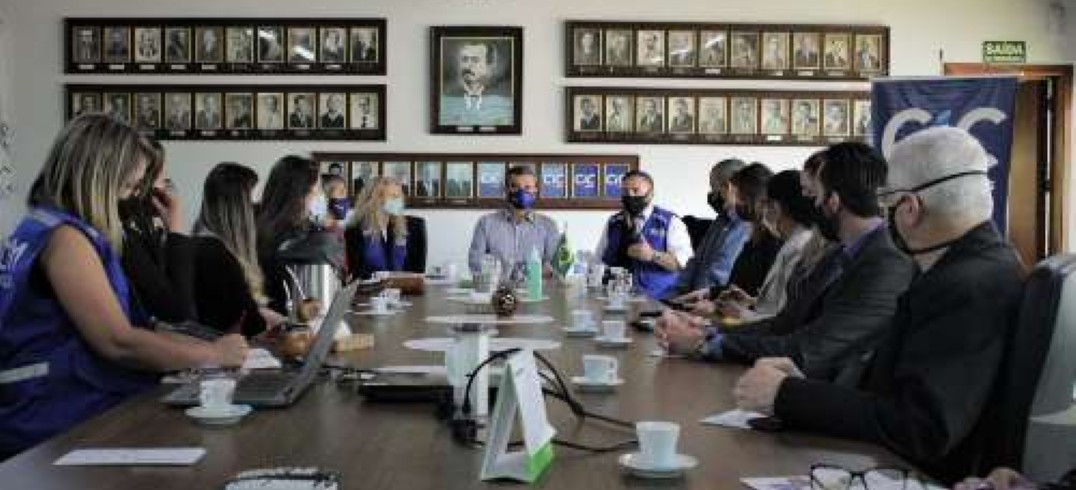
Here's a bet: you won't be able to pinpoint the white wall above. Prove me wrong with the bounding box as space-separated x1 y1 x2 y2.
1 0 1074 266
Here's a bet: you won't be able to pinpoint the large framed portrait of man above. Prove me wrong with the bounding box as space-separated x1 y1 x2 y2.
667 30 696 68
430 26 523 134
256 93 285 130
729 32 759 70
790 98 820 138
822 99 851 137
164 27 191 64
823 33 851 72
164 92 192 131
698 97 727 135
792 32 821 70
698 30 727 68
133 27 161 64
572 28 601 66
604 95 634 133
604 29 632 66
194 27 224 64
635 30 665 67
730 97 757 135
102 27 131 64
414 161 443 198
226 27 254 63
760 32 789 71
760 98 789 136
72 26 101 64
573 95 603 132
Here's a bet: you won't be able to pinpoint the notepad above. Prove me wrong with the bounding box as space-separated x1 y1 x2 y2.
54 447 206 466
242 348 282 370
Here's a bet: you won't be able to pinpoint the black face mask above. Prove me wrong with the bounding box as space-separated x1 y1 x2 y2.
879 170 989 255
887 201 910 254
622 195 650 216
812 196 841 242
707 192 725 214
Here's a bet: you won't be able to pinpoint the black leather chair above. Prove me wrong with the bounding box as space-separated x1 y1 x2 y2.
680 215 714 252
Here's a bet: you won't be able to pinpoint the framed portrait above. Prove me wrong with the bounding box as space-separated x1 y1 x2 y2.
71 92 100 117
321 27 348 64
604 163 631 198
822 99 851 137
760 32 789 71
792 32 821 70
102 27 131 63
572 28 602 66
698 30 727 68
635 30 665 67
226 27 254 63
194 92 223 130
760 98 789 136
287 27 317 63
540 162 568 199
573 95 603 132
350 161 380 196
225 93 254 130
791 99 820 138
667 96 696 134
164 27 191 63
319 93 347 129
133 93 161 130
604 29 633 66
287 92 317 129
698 97 727 135
103 93 131 123
414 161 443 198
133 27 162 63
605 95 634 132
430 26 524 135
350 92 379 130
729 31 759 69
350 27 379 62
258 26 285 63
477 161 506 199
853 99 872 137
667 30 696 68
730 97 757 135
72 26 101 64
823 33 851 71
855 34 884 73
195 26 224 63
163 92 192 131
572 163 601 199
257 93 285 130
635 96 665 134
445 161 475 199
320 161 348 182
383 161 413 196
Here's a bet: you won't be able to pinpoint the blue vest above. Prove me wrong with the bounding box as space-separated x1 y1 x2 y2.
0 207 156 455
601 207 680 299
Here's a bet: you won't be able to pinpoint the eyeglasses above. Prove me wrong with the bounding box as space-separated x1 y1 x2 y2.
809 464 918 490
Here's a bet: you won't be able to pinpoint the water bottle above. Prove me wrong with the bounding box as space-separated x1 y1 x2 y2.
526 247 543 300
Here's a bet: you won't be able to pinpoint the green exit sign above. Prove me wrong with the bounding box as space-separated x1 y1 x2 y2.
983 41 1027 63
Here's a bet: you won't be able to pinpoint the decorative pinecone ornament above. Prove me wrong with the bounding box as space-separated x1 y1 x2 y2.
491 284 518 317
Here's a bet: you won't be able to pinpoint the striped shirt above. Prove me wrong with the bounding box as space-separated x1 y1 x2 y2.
467 209 560 273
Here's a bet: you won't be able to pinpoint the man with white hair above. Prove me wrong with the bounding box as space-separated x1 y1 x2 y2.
732 127 1026 484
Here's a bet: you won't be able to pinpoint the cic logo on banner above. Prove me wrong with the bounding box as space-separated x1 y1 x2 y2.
478 162 506 198
871 77 1017 233
572 163 600 198
604 164 630 198
540 163 567 199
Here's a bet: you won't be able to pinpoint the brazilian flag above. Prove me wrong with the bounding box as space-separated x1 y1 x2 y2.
553 227 574 277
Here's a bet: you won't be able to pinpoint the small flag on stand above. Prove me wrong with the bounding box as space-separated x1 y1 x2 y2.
553 222 575 277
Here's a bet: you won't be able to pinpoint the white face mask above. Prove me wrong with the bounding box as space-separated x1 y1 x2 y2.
382 196 405 216
308 193 328 223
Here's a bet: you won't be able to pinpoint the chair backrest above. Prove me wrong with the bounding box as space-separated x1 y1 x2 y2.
680 215 714 252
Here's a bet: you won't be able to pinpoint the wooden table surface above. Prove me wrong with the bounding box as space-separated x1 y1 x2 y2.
0 285 905 489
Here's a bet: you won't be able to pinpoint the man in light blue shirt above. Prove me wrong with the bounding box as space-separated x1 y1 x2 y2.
468 166 559 274
674 159 750 298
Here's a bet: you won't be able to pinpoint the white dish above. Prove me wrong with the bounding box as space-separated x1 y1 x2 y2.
516 295 550 303
185 404 252 426
594 336 633 347
603 305 629 313
444 287 474 295
618 452 697 478
597 295 647 304
562 326 599 337
350 309 398 317
571 376 623 393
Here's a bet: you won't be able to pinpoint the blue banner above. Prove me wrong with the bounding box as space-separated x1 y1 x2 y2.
572 163 600 198
604 164 630 198
871 77 1018 233
540 163 567 198
477 162 505 198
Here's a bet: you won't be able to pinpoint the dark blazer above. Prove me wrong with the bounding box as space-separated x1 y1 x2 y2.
724 230 782 297
192 236 265 337
718 225 916 380
344 216 427 281
774 222 1025 484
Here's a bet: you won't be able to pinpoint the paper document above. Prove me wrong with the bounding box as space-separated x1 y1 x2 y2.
54 447 206 466
242 348 281 370
743 476 945 490
701 409 766 429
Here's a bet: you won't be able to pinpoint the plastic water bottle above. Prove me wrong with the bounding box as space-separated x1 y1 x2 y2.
526 247 543 300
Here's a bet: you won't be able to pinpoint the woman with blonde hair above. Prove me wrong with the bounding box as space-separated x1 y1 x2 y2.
0 115 247 458
344 176 426 280
192 162 285 337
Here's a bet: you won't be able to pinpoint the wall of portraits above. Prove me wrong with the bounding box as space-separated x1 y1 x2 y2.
565 21 888 80
311 153 638 209
66 84 386 141
65 18 386 75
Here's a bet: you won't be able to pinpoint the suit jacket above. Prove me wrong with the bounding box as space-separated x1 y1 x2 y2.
639 114 663 132
580 114 601 130
344 216 427 281
774 222 1025 484
290 112 314 128
196 110 221 129
718 225 916 380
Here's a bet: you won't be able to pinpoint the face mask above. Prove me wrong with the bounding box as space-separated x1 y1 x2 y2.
621 195 650 216
887 200 910 254
328 197 350 220
308 194 328 223
508 189 537 210
707 192 725 214
382 196 405 216
812 194 841 242
879 170 988 255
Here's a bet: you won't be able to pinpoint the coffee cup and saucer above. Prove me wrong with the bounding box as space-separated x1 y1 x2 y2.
594 320 633 347
185 378 252 426
619 421 697 478
562 310 599 337
571 354 623 393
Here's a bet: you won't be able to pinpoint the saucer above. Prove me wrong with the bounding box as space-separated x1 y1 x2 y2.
186 404 252 426
571 376 623 392
350 309 397 317
516 295 550 303
603 304 629 313
444 287 474 295
618 452 698 479
594 336 633 348
562 325 599 337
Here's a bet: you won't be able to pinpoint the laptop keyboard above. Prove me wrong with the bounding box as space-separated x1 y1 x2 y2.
236 372 296 397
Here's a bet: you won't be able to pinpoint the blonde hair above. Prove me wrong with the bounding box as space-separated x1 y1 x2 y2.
28 114 154 251
348 176 407 241
193 163 267 305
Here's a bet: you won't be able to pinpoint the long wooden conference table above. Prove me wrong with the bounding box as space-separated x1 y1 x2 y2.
0 284 907 489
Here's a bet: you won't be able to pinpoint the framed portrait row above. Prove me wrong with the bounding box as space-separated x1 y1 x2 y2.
566 87 870 147
565 21 889 81
65 84 386 141
310 153 639 209
430 26 524 135
65 18 386 75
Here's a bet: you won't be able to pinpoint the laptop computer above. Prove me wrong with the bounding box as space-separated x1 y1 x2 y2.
162 281 358 408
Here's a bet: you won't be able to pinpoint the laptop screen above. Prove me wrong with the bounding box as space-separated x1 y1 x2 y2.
293 282 358 386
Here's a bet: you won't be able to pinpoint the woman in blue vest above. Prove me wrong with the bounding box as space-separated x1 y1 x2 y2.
344 176 427 280
0 115 249 458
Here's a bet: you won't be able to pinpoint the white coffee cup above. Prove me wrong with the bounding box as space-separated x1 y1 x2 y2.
382 288 402 307
445 262 459 281
636 421 680 469
571 309 594 329
370 295 390 313
607 292 626 309
588 264 606 288
602 320 627 340
199 377 236 412
582 354 618 383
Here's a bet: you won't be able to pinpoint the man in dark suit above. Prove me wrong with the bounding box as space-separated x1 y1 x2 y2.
289 95 315 129
351 28 377 62
578 97 600 130
733 127 1025 485
637 98 663 133
659 142 916 381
